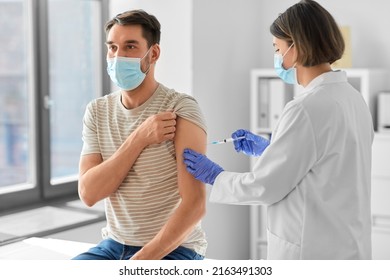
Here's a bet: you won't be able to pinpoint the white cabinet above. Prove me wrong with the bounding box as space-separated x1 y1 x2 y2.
344 69 390 130
250 69 295 135
249 68 390 260
371 134 390 259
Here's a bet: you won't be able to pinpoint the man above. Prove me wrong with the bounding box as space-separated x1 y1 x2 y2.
73 10 207 260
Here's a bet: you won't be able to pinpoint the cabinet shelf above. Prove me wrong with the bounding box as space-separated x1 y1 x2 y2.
251 68 390 132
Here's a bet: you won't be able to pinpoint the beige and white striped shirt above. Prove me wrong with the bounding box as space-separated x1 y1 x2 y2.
81 84 207 256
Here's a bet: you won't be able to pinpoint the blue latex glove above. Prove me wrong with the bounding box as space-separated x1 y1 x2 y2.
183 148 224 185
232 129 270 156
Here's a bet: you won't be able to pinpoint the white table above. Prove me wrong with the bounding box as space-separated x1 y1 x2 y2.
0 237 95 260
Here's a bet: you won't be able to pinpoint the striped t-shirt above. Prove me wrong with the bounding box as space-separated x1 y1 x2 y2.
81 84 208 256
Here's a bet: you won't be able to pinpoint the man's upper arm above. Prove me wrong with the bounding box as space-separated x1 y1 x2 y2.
174 117 207 204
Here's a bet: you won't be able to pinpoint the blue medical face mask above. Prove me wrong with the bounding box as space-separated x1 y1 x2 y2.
106 48 151 91
274 43 297 85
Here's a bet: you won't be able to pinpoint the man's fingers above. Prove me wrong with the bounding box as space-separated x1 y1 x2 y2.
163 125 176 134
163 119 176 128
158 111 176 120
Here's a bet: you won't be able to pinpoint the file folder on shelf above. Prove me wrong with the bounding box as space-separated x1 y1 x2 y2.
257 78 290 131
268 79 286 130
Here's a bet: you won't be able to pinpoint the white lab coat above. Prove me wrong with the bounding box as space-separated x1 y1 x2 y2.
210 71 374 259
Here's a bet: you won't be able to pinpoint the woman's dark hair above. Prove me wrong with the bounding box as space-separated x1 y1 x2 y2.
270 0 345 66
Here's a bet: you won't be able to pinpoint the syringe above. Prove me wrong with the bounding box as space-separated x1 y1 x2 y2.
209 136 245 145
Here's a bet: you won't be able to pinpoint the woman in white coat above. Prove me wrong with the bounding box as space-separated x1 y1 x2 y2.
183 0 374 259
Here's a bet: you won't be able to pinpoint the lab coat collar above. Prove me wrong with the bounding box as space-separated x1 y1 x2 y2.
296 70 347 97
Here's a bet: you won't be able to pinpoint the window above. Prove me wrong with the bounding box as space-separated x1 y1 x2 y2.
0 0 109 211
0 0 34 195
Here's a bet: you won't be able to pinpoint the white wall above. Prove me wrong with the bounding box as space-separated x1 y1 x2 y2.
254 0 390 69
109 0 193 95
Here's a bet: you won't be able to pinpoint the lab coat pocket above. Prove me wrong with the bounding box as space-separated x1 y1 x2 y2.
267 230 300 260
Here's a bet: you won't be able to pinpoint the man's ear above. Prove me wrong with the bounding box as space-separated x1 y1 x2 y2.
151 44 160 64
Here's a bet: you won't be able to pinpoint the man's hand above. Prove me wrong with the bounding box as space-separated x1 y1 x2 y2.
135 111 177 146
183 149 224 185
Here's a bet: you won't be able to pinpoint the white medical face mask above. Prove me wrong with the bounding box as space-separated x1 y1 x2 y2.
274 43 297 85
106 48 151 90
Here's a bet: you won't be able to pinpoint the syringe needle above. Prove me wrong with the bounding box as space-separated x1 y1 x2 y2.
209 136 245 145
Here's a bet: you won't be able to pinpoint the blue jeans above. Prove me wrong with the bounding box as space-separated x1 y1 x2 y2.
72 238 204 260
